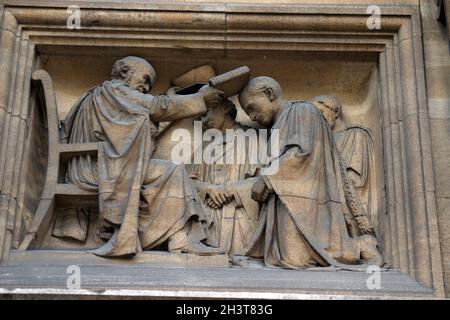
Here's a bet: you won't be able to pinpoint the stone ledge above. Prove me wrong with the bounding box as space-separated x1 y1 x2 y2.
0 250 435 299
6 249 231 268
0 0 420 7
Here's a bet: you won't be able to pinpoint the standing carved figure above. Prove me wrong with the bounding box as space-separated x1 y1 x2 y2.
310 95 380 234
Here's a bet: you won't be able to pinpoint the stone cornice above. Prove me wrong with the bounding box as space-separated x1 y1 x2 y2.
1 0 419 15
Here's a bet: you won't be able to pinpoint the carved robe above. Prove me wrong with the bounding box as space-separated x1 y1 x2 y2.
57 79 209 257
190 128 260 256
247 101 371 270
335 126 379 232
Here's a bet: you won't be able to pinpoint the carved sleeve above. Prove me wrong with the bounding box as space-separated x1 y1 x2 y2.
147 93 207 123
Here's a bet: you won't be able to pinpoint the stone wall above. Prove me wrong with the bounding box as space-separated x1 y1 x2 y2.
0 0 449 298
420 0 450 297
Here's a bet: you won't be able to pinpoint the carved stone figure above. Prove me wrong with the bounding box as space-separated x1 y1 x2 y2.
189 99 260 257
55 56 225 257
310 95 380 232
152 65 218 161
238 77 383 270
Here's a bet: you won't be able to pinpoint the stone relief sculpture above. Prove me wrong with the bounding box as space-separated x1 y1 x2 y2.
35 56 385 270
153 65 260 260
238 77 384 270
189 98 260 259
54 56 225 257
310 95 380 232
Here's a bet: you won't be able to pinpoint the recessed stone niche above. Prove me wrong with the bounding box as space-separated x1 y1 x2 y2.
33 49 385 251
0 1 445 298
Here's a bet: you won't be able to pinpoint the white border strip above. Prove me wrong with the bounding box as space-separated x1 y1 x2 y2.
0 288 437 300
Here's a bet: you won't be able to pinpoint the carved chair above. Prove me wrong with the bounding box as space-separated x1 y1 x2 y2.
19 69 100 250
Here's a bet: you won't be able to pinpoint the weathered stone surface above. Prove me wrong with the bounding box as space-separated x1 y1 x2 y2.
0 252 434 300
6 250 230 268
0 0 448 299
421 0 450 297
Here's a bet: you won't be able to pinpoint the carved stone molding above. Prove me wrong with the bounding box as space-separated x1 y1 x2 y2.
0 0 445 297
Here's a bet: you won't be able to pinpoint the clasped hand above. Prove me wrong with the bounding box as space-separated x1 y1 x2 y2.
251 177 272 203
204 185 233 210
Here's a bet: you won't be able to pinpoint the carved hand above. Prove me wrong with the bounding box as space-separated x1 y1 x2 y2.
205 185 234 209
251 177 272 203
199 85 225 108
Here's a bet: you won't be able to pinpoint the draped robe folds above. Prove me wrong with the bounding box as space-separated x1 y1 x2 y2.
334 127 380 233
56 79 210 257
189 129 260 256
246 101 369 270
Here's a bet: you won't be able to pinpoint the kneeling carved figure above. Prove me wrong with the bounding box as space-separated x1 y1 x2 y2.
238 77 385 270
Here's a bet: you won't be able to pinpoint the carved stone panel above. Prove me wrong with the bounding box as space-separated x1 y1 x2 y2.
0 0 447 299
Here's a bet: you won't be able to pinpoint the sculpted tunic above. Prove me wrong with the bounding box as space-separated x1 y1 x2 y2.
190 128 260 256
247 101 371 269
59 79 209 257
335 126 379 232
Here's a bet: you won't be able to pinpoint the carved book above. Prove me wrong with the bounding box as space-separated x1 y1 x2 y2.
176 66 250 97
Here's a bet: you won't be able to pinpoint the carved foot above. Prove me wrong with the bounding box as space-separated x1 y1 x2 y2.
180 242 226 256
231 256 250 268
96 220 115 242
359 235 386 268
